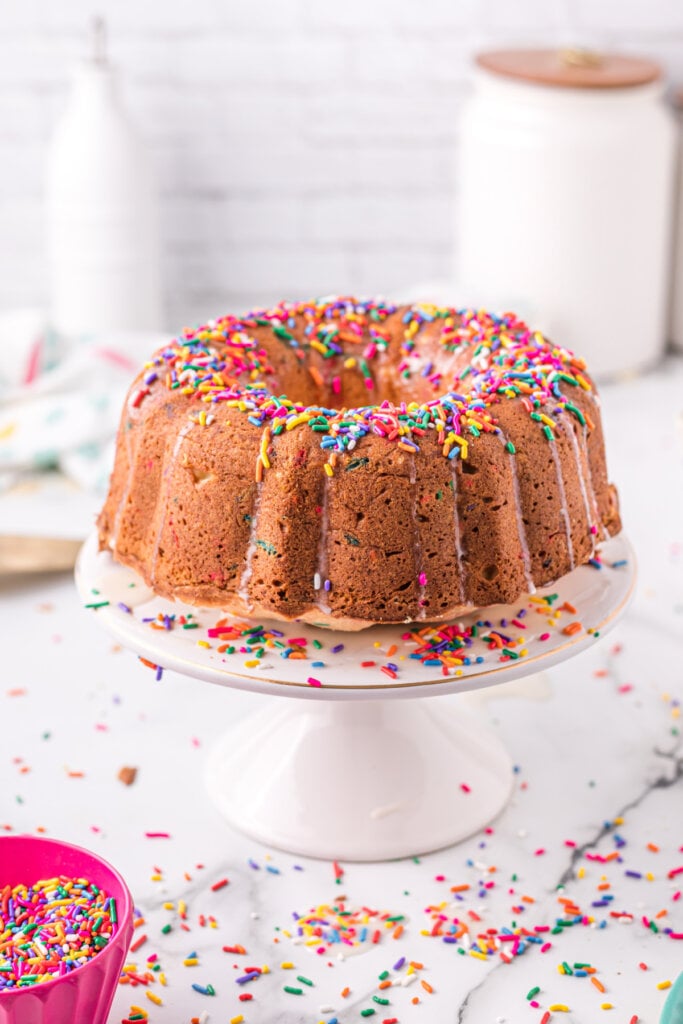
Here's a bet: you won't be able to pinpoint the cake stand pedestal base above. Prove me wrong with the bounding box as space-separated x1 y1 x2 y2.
76 532 636 862
205 696 513 861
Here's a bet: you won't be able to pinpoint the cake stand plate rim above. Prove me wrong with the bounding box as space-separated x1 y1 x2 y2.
76 531 636 701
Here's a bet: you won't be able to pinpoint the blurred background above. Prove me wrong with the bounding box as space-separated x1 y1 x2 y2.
1 0 683 541
3 0 682 327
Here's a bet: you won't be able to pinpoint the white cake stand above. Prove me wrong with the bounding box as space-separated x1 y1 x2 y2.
76 532 635 861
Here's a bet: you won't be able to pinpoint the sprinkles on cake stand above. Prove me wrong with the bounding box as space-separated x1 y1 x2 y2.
120 586 611 682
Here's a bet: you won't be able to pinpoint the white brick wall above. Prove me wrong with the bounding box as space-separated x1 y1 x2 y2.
0 0 682 328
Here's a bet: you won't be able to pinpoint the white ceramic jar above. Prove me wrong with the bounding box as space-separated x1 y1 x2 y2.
455 50 676 379
670 95 683 353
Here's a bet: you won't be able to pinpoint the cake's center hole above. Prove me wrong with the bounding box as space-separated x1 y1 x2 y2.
273 359 442 413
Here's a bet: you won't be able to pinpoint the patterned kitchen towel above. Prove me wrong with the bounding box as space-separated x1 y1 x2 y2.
0 310 166 493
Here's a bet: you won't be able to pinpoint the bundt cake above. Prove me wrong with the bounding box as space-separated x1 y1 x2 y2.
98 297 621 630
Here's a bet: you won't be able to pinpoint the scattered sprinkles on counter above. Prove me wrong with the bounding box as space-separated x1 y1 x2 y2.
104 799 681 1024
282 901 407 955
0 877 117 990
3 811 682 1022
133 297 597 481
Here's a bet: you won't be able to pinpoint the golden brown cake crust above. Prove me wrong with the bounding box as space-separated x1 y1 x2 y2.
98 298 621 629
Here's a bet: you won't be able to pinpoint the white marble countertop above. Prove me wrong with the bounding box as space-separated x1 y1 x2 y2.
1 360 682 1024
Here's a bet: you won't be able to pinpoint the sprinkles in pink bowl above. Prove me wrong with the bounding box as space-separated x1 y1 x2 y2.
0 835 133 1024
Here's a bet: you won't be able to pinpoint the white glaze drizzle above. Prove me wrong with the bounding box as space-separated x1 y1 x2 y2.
238 481 262 611
564 419 598 553
450 461 466 603
550 440 575 571
409 455 427 620
581 422 605 540
507 450 536 594
149 420 195 584
313 470 331 614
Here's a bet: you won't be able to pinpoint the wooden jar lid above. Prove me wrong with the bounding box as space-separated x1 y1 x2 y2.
476 49 661 89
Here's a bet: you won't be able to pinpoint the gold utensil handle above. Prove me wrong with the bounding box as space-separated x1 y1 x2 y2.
0 535 83 574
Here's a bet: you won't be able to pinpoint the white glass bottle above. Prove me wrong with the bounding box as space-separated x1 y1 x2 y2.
46 20 163 336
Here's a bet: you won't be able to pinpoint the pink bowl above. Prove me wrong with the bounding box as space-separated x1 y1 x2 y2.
0 835 133 1024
